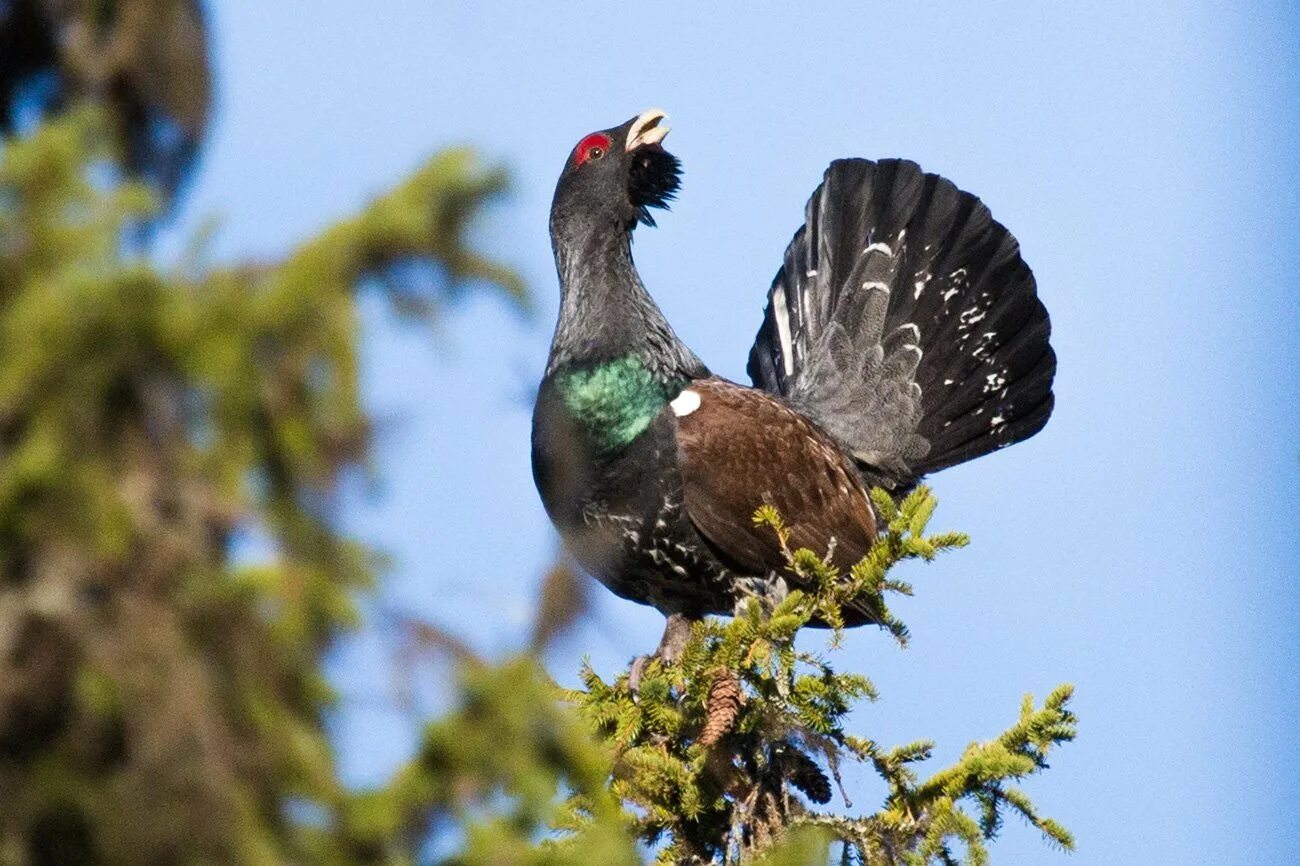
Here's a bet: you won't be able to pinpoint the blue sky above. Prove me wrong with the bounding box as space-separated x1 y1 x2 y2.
167 2 1298 862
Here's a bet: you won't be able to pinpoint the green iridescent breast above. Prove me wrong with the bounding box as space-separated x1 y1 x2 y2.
556 355 681 451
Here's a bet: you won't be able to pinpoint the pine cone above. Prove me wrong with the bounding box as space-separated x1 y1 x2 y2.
775 745 832 804
698 668 742 747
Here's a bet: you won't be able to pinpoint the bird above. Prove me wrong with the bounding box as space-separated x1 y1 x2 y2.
531 109 1055 677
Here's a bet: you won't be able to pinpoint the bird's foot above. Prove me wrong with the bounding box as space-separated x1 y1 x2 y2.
628 612 693 696
627 654 653 695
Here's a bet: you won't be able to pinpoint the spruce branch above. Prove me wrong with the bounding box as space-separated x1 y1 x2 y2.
558 486 1070 864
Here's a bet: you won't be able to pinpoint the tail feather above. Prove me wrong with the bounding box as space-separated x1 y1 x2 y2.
747 158 1055 487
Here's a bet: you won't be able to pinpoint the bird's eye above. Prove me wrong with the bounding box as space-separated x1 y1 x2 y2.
574 133 612 166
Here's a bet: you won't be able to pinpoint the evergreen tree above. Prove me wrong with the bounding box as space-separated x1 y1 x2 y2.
0 12 524 859
1 0 212 202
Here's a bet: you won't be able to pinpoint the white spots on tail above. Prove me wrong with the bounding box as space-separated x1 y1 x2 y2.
942 287 960 303
799 288 811 357
914 270 932 300
670 389 702 417
772 285 794 377
865 241 892 256
984 372 1007 393
970 331 1000 362
805 268 818 277
863 280 889 293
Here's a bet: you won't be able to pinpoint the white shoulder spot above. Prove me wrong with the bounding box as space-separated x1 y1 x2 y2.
670 389 702 417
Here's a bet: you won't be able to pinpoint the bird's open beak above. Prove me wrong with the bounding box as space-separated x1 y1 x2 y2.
626 108 670 151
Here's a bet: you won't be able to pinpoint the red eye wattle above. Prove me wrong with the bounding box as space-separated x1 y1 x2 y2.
575 133 612 166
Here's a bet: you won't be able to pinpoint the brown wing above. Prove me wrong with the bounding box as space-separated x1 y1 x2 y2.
673 377 877 578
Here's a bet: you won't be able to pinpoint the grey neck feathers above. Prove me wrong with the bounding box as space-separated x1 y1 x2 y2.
547 212 707 381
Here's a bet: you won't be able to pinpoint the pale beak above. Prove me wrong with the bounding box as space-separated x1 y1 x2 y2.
626 108 670 150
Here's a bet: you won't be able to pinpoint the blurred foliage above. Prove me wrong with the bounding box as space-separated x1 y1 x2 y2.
0 0 211 202
0 110 523 864
530 557 591 654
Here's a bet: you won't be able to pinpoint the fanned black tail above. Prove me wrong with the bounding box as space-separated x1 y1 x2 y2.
747 158 1055 487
